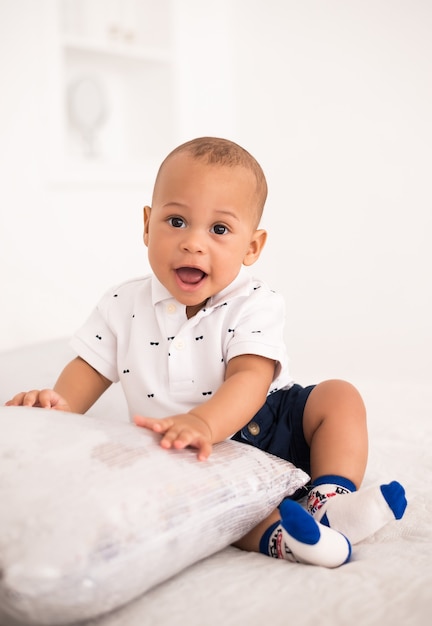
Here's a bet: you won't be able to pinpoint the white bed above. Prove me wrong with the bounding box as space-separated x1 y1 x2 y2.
1 338 431 626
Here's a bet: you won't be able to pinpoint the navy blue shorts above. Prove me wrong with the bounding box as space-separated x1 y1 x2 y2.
231 384 315 478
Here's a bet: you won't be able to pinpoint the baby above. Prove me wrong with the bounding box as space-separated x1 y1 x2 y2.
7 137 406 567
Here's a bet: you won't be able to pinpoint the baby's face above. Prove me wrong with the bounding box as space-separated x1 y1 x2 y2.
144 153 265 315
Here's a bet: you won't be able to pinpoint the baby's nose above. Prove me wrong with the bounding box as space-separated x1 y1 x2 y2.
181 229 206 253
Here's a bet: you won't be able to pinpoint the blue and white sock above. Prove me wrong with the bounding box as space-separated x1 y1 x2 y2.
259 498 351 568
307 475 407 544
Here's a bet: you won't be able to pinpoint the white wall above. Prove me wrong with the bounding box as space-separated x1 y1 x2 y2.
231 0 432 385
1 0 431 387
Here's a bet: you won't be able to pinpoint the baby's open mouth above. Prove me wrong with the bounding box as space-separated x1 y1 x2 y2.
175 267 207 285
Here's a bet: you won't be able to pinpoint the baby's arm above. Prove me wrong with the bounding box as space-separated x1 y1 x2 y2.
134 353 275 460
5 356 111 414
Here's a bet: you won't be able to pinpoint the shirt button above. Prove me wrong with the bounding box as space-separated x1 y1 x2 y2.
175 339 185 350
247 422 260 436
167 303 176 314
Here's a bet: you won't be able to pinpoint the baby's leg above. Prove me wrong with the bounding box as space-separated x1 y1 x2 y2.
303 380 407 543
235 499 351 568
307 478 406 544
235 380 406 563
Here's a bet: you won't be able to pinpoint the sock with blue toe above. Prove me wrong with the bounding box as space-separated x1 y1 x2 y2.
259 498 351 568
307 475 407 545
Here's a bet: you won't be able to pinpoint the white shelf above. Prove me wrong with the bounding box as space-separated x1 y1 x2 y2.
50 0 176 185
61 35 170 63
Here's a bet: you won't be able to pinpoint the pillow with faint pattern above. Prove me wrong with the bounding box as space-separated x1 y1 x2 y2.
0 406 309 626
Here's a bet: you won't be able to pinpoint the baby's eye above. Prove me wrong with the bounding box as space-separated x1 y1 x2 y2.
211 224 228 235
168 217 186 228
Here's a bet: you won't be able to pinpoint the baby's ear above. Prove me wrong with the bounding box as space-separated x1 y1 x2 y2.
143 206 151 246
243 229 267 266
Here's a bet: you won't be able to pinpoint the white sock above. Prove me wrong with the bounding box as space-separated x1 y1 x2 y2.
259 499 351 568
308 475 407 544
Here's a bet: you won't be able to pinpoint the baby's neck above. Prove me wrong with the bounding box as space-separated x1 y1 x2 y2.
186 299 209 319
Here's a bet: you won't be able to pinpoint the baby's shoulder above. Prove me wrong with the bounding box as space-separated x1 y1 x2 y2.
225 276 285 322
97 275 152 316
102 275 151 297
248 277 285 306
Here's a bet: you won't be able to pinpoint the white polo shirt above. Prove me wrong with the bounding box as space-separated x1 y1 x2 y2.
71 267 294 419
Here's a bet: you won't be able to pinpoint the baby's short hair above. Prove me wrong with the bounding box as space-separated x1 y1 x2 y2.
155 137 268 225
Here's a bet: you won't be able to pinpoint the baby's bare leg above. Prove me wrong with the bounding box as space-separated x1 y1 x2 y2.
234 497 351 568
234 380 360 566
236 380 406 558
303 379 368 485
303 380 406 544
236 380 366 550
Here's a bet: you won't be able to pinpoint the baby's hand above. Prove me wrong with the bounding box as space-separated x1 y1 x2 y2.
134 412 213 461
5 389 71 411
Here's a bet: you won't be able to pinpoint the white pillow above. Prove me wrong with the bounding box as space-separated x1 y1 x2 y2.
0 406 309 626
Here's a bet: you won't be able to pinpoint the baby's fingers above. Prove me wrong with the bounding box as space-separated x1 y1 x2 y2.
5 392 26 406
164 429 212 461
133 415 212 460
6 389 69 410
5 390 41 407
134 415 173 434
135 418 195 449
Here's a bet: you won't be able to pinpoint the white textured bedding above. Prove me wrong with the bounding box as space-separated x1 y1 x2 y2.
1 339 431 626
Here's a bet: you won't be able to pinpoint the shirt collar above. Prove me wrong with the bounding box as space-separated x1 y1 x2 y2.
150 267 253 308
206 267 252 308
151 275 175 306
